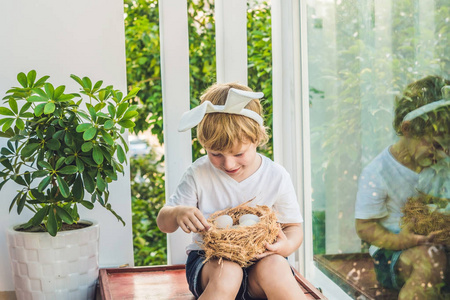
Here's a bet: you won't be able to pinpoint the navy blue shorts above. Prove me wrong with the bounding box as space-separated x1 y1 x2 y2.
372 249 403 290
186 251 264 300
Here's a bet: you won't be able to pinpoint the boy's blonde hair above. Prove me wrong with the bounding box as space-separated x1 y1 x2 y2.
197 82 268 151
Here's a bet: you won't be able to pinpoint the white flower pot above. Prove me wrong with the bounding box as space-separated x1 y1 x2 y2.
6 220 100 300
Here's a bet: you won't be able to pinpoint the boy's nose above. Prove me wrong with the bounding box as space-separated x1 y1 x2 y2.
223 157 235 169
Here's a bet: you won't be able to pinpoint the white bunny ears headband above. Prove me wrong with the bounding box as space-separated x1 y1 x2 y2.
402 85 450 123
178 88 264 132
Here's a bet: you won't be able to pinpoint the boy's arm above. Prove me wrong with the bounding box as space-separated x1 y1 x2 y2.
157 205 210 234
355 218 436 250
257 223 303 258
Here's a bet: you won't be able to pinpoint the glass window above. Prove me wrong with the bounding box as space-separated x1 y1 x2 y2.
306 0 449 298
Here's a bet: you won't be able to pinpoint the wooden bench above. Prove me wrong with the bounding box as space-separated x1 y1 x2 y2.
98 264 327 299
314 253 399 300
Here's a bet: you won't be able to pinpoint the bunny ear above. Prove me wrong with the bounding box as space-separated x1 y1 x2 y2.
223 88 264 113
178 101 211 132
178 88 265 132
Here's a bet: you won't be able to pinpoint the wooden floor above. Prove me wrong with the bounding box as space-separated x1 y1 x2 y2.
99 264 327 299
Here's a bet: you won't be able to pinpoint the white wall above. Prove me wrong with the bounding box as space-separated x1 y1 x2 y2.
0 0 134 292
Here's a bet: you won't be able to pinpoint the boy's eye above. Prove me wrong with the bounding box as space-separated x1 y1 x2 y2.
234 153 243 157
211 153 222 157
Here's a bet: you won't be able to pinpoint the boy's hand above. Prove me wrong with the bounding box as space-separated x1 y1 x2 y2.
176 206 211 233
255 223 303 259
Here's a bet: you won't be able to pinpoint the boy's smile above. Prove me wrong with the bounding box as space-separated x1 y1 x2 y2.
207 142 262 182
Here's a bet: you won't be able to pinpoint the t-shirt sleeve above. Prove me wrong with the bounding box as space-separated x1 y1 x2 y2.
355 166 389 220
273 169 304 224
165 167 198 207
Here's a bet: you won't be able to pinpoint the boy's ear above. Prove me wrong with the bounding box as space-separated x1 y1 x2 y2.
401 121 412 136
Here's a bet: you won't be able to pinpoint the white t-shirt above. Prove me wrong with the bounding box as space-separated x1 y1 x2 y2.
355 146 419 255
166 154 303 252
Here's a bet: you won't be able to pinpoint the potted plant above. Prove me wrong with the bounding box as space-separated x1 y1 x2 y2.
0 70 139 299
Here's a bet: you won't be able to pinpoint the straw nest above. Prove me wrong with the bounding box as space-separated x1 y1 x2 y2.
401 194 450 245
200 200 279 268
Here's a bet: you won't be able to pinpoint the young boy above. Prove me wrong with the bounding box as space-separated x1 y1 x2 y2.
157 82 306 300
355 75 450 300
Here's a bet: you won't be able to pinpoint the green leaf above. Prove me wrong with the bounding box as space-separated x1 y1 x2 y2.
97 172 106 192
34 103 46 116
88 106 97 121
118 120 135 128
28 95 48 102
76 123 92 132
82 77 92 90
34 75 50 87
1 118 14 132
44 102 55 114
56 206 73 224
0 107 15 116
121 110 139 120
107 104 116 118
93 80 103 91
116 145 126 163
116 103 128 119
47 139 61 150
32 170 48 179
93 145 104 165
55 157 66 170
70 74 84 87
9 99 18 114
38 161 53 170
21 143 40 157
73 175 84 200
82 171 95 193
27 70 37 87
37 175 52 192
15 118 25 131
75 158 85 172
71 203 79 221
17 193 27 214
59 165 78 174
19 102 32 115
31 206 49 226
81 142 94 152
104 119 115 130
44 83 54 99
47 207 57 236
17 72 28 88
56 174 70 198
101 130 114 145
13 175 27 186
80 200 94 209
53 85 66 99
83 127 97 141
32 88 48 98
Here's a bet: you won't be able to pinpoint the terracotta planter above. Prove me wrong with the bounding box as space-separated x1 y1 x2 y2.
6 220 99 300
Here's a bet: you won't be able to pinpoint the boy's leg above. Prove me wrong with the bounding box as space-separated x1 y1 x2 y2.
246 254 307 300
396 244 447 300
199 259 243 300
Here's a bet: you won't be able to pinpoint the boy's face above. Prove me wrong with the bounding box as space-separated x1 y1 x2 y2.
408 134 450 167
206 142 260 182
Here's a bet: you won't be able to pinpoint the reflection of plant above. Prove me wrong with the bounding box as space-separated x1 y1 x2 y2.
0 70 139 236
130 150 166 266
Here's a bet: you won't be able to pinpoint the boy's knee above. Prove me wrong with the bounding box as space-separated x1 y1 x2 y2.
201 260 243 292
252 254 291 279
403 245 447 282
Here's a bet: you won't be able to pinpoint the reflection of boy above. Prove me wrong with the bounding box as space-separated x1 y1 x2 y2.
355 75 450 299
157 82 305 299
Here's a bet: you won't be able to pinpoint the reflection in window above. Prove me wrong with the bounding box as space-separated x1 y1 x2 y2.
306 0 449 298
